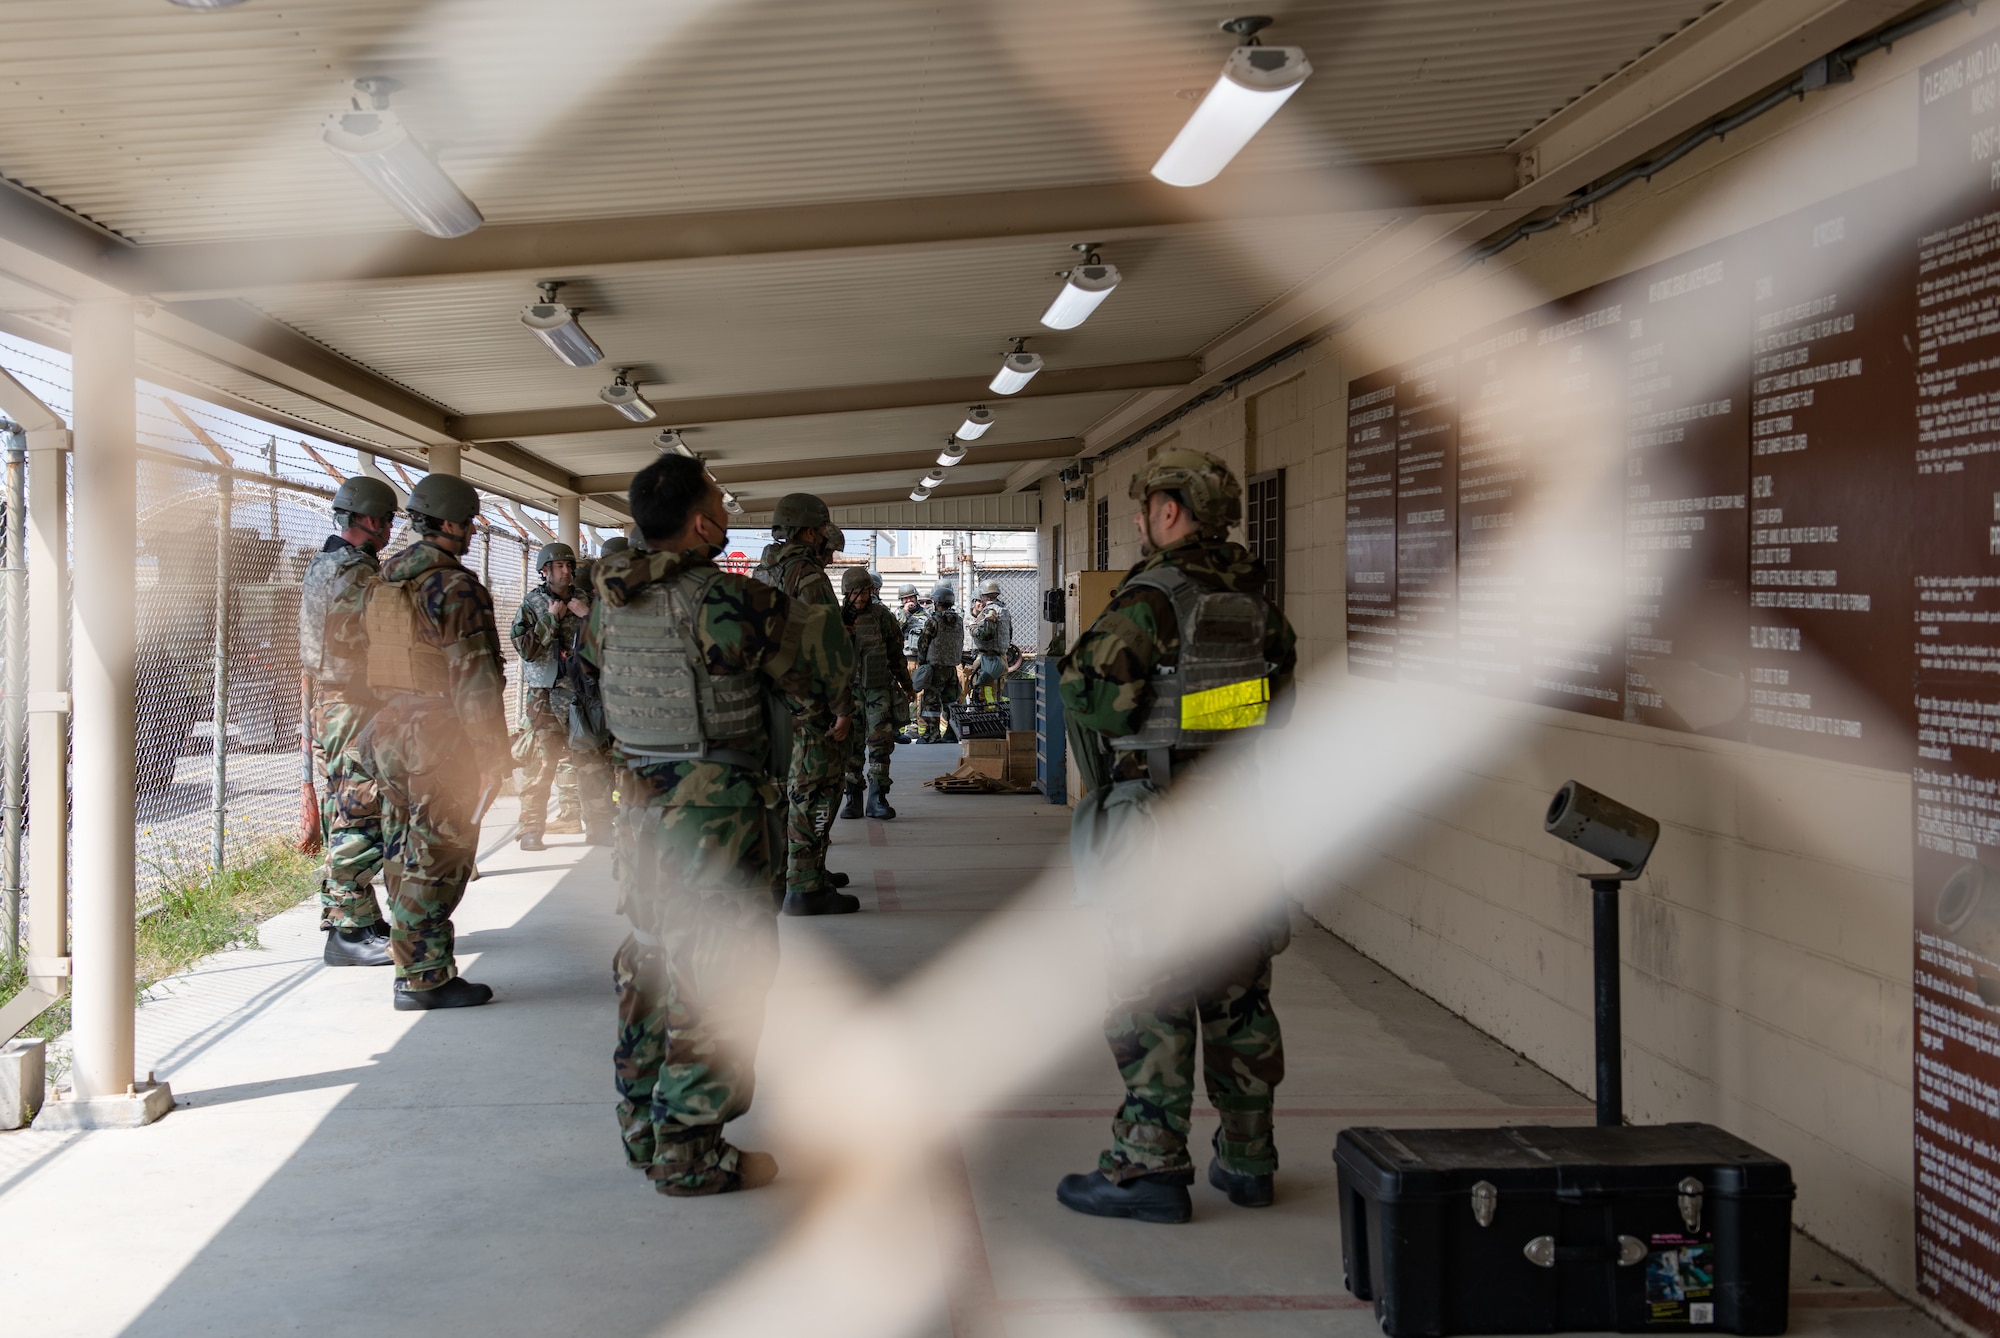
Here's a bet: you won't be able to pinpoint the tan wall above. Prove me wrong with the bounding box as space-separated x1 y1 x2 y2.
1028 15 2000 1297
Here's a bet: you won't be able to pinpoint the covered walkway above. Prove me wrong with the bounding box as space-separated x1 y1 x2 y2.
0 746 1928 1336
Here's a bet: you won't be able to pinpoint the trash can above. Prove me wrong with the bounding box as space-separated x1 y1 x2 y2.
1005 676 1036 732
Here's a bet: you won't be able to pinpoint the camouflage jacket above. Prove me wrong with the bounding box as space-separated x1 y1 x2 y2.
1060 535 1295 776
510 581 592 686
379 538 511 760
972 599 1011 654
916 607 966 665
899 604 928 656
299 536 378 707
753 538 837 606
843 598 915 694
584 546 855 806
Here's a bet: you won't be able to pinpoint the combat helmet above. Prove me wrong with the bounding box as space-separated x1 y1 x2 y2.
534 541 577 572
1129 447 1240 536
840 565 875 595
404 473 481 524
599 535 630 557
978 578 1002 599
625 524 643 547
897 583 919 600
932 583 956 608
770 492 830 533
330 475 397 520
823 523 845 556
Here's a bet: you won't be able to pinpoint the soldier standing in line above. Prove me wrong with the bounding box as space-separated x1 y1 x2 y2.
584 452 853 1195
837 565 914 821
751 495 857 915
369 473 513 1010
895 583 927 741
510 541 613 850
969 577 1013 705
913 584 964 742
300 475 399 967
1054 449 1298 1223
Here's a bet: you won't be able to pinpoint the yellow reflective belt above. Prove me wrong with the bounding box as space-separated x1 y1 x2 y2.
1179 677 1269 732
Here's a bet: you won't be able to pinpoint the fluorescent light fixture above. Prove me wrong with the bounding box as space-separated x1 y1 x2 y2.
989 350 1043 396
920 470 947 489
600 370 656 423
170 0 252 7
1151 40 1312 188
655 429 693 457
1041 253 1122 330
937 439 969 468
321 80 483 238
521 282 603 367
956 406 994 440
909 487 933 502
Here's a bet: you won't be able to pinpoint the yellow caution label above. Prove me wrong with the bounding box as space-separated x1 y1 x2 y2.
1180 677 1269 732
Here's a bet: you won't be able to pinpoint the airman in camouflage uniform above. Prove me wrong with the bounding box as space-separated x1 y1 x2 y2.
371 473 512 1010
970 577 1013 704
752 496 858 915
510 541 613 849
1056 449 1298 1224
838 565 914 820
300 476 399 967
584 454 854 1195
914 584 965 742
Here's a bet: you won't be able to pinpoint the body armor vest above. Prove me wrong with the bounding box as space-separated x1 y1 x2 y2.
974 602 1013 655
363 580 450 696
521 588 564 689
299 543 377 684
901 609 927 657
853 607 892 688
1107 567 1271 761
598 567 767 761
926 609 964 666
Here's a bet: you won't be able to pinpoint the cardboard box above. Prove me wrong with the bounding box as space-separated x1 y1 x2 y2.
959 754 1006 780
962 738 1006 760
1005 729 1036 756
1005 754 1037 786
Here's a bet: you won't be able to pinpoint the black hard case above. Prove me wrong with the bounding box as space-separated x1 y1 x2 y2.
1334 1123 1794 1336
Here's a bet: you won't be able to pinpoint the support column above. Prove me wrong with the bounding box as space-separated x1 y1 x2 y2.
65 300 152 1115
557 495 580 551
428 443 461 477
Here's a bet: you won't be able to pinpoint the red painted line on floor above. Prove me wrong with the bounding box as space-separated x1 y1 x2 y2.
970 1106 1596 1120
1790 1289 1904 1310
933 1135 998 1338
875 868 901 912
995 1294 1368 1314
867 819 888 847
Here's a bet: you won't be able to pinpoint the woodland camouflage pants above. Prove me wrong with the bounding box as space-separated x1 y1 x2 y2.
373 709 481 991
783 722 845 894
312 698 385 931
518 689 612 836
843 685 903 788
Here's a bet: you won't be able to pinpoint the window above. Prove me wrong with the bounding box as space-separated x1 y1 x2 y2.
1094 496 1110 570
1246 469 1284 606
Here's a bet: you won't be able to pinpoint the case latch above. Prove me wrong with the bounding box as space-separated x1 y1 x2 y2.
1471 1180 1497 1228
1678 1176 1704 1232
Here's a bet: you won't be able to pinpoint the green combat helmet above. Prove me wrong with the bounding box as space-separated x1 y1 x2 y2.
932 584 956 608
823 523 845 557
534 541 576 572
840 565 874 596
770 492 831 533
1129 447 1241 536
330 475 397 519
898 583 919 599
978 578 1002 598
625 524 643 547
404 473 481 524
599 536 630 557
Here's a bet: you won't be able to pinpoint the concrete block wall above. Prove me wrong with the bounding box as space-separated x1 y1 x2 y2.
1025 13 1997 1299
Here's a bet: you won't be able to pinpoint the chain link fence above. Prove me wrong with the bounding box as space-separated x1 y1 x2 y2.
968 565 1043 655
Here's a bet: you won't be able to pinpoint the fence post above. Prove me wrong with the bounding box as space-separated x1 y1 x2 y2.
1 426 24 964
208 475 232 872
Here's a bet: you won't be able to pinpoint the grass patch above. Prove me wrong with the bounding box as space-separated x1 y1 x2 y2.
0 839 319 1048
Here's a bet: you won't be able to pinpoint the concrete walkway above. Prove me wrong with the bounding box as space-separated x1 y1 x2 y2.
0 744 1944 1336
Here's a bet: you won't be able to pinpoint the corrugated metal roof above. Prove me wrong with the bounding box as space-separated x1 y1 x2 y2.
0 0 1718 244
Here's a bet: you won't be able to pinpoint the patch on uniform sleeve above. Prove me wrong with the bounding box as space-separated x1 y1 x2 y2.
1180 677 1269 731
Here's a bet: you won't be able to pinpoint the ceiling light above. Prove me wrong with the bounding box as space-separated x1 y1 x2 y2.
1151 19 1312 188
937 439 969 468
169 0 252 7
321 78 483 238
920 470 947 490
989 342 1043 396
910 487 933 502
722 491 743 516
521 281 603 367
655 428 693 457
956 407 994 440
600 369 656 423
1041 245 1122 329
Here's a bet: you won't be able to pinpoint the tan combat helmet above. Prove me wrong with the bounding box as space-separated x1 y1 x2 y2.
1128 447 1241 537
840 565 875 596
978 578 1002 599
770 492 831 534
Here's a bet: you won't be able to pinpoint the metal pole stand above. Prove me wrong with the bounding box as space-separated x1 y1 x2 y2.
1588 876 1624 1127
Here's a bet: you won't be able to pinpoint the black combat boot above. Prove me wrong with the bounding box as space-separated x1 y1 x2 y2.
826 869 851 888
865 783 896 820
1207 1158 1275 1207
1055 1170 1192 1224
781 886 861 916
518 831 546 852
393 977 494 1010
323 925 392 967
838 781 864 820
